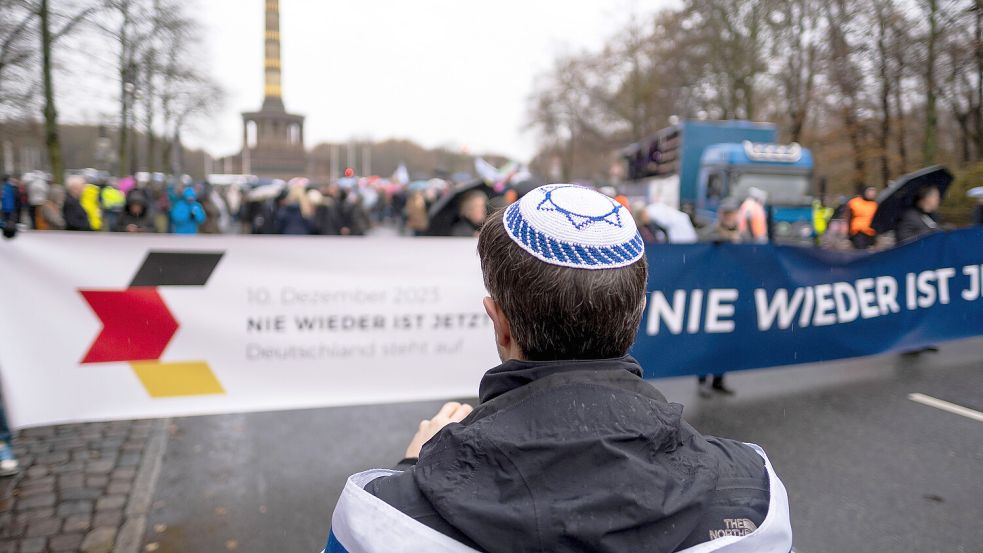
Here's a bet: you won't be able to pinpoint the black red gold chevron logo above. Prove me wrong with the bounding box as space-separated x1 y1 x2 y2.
79 252 226 398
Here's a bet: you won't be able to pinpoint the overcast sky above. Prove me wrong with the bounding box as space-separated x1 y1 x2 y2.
127 0 669 162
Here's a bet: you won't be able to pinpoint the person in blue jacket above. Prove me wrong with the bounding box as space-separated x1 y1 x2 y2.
1 174 21 238
170 186 207 235
323 185 792 553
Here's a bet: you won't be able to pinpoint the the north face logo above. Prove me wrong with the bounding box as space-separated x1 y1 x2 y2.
79 251 226 398
708 518 758 540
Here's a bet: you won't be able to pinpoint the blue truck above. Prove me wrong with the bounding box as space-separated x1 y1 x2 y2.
621 120 815 243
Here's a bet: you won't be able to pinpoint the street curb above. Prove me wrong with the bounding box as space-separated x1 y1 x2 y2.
113 418 170 553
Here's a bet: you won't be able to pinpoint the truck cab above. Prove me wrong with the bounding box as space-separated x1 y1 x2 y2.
621 120 816 244
699 141 814 243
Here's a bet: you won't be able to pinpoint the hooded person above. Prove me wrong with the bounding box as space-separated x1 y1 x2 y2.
322 184 792 553
115 189 156 233
170 186 207 235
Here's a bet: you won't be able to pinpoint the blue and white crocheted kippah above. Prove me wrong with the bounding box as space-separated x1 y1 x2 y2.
503 184 644 270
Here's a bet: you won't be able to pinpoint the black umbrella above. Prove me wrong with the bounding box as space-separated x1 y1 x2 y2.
426 179 491 236
509 178 544 198
871 165 953 234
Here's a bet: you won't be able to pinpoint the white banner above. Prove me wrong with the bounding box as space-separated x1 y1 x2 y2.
0 232 499 428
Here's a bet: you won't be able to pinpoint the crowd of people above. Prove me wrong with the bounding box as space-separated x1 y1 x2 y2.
0 170 503 239
3 164 978 253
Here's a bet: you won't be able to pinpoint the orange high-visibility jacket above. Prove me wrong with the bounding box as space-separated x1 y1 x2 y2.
847 196 877 236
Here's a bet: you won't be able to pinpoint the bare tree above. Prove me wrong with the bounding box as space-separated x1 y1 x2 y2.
36 0 99 181
765 0 823 142
824 0 870 189
922 0 940 164
682 0 767 119
0 0 38 116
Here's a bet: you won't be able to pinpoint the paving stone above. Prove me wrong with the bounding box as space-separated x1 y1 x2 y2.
0 539 15 553
84 460 114 475
63 513 91 533
80 526 117 553
17 537 45 553
13 509 54 525
60 487 103 501
58 474 84 490
105 424 129 435
26 444 50 456
96 453 120 466
49 533 85 551
95 495 126 512
21 427 54 439
13 494 55 511
37 451 69 465
106 480 132 495
55 437 86 449
25 517 61 538
71 450 95 463
56 500 93 517
0 518 24 539
85 476 109 489
50 462 84 475
110 468 136 481
91 510 122 528
22 467 47 480
16 481 54 498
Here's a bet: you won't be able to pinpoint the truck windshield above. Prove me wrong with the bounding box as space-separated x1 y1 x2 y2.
732 173 809 205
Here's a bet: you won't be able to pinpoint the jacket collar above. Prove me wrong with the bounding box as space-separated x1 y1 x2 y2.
478 356 644 404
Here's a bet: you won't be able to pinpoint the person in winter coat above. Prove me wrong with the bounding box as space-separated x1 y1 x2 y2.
276 184 315 235
695 200 745 396
25 173 49 229
896 185 941 244
738 187 769 243
324 185 792 553
699 200 743 244
846 186 878 249
79 182 103 231
404 190 430 236
633 202 670 244
450 191 487 237
63 176 91 231
115 189 156 233
38 186 66 230
170 186 207 235
1 175 19 237
313 184 342 236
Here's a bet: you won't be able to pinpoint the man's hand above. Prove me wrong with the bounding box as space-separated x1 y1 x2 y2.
404 401 473 459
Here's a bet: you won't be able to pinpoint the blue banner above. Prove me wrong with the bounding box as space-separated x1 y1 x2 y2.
632 227 983 378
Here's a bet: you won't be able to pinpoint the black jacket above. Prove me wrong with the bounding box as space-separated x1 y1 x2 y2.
63 195 91 231
895 207 938 244
365 357 770 553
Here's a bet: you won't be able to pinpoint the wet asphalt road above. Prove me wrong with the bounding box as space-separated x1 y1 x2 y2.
142 338 983 553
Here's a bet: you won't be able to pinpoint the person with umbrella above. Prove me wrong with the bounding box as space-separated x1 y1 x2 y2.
871 166 953 245
426 180 490 236
896 185 941 244
451 191 488 237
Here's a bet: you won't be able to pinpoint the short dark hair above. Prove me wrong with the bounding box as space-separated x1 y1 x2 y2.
477 207 648 361
915 185 939 202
